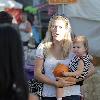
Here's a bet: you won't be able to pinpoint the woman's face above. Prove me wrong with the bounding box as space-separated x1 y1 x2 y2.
51 19 67 41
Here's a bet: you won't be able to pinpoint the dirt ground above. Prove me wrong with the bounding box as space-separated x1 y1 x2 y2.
82 67 100 100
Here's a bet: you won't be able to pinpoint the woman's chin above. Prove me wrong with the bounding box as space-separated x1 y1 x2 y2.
54 37 63 41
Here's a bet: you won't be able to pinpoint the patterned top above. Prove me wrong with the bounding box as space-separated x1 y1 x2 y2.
35 43 81 97
69 54 91 80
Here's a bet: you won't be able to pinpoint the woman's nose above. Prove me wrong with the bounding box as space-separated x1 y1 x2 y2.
53 29 58 34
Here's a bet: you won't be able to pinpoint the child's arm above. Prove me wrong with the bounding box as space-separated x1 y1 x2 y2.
63 59 84 77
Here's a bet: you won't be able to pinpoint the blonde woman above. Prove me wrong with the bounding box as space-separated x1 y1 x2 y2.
34 15 95 100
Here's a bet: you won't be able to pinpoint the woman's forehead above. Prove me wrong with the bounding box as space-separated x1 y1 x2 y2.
52 19 66 26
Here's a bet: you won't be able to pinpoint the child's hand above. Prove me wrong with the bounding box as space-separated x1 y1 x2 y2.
62 71 68 77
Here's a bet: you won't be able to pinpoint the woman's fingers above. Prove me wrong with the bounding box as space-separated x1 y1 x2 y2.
56 77 76 87
63 77 77 82
64 81 76 86
56 80 64 88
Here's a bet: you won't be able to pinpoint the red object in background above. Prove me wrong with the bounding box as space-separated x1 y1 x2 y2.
5 8 22 24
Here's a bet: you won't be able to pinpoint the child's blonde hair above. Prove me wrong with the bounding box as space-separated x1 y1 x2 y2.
42 15 72 58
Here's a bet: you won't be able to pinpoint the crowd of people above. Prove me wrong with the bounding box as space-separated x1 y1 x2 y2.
0 11 95 100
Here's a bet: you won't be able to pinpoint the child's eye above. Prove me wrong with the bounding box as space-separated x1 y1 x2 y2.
73 46 75 48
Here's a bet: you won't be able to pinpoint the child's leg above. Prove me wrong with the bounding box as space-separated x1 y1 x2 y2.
56 87 64 100
80 86 84 100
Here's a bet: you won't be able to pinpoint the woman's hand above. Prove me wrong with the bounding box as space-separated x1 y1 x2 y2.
56 77 76 87
55 80 64 88
63 77 77 82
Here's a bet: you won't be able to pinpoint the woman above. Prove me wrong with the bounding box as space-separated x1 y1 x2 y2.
34 15 95 100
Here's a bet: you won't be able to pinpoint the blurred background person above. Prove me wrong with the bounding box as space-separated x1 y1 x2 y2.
0 23 29 100
27 13 42 47
19 12 32 46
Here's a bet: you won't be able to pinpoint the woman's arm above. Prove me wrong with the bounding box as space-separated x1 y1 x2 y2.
34 57 64 87
85 62 96 79
76 62 95 83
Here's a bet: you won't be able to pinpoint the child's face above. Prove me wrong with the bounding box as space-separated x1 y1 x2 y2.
72 42 86 56
51 19 67 41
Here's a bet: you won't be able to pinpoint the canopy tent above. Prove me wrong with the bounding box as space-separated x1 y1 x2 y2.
58 0 100 21
0 0 23 10
58 0 100 57
0 0 23 24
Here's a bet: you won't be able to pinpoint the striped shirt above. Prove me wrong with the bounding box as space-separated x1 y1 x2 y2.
69 54 91 80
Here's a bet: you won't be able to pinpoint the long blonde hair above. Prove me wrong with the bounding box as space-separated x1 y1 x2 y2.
42 15 72 58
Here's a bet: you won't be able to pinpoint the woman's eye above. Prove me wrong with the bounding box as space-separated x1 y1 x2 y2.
59 26 62 29
52 25 62 29
52 26 56 29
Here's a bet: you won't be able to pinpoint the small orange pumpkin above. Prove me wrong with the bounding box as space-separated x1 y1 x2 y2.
53 64 69 77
